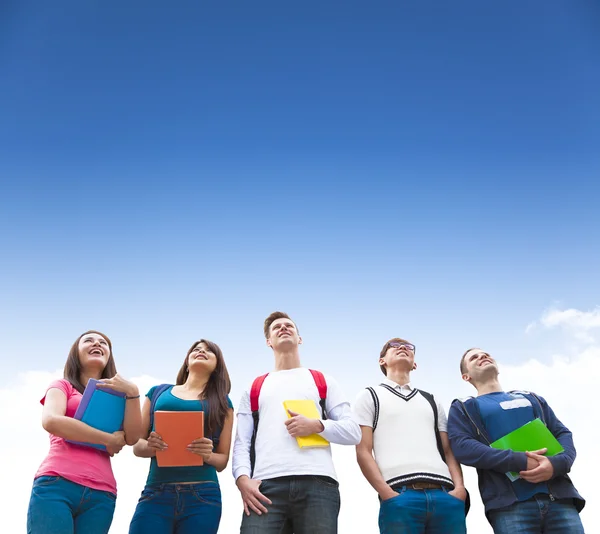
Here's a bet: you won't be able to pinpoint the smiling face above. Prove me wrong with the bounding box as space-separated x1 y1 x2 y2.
461 348 499 386
63 330 117 393
187 341 218 374
266 317 302 351
77 332 111 371
379 338 417 375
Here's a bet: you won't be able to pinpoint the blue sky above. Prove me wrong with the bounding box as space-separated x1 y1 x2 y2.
2 3 599 532
1 2 599 384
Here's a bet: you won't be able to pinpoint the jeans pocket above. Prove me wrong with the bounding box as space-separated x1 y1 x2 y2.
139 488 159 503
34 476 61 487
312 476 339 489
443 489 466 506
381 492 404 506
192 487 221 507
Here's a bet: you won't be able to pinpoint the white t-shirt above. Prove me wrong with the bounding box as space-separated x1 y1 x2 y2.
353 380 453 487
232 368 360 482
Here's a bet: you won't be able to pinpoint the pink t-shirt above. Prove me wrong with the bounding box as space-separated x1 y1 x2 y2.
35 379 117 495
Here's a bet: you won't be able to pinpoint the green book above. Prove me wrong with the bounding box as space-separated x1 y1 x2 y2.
490 418 564 481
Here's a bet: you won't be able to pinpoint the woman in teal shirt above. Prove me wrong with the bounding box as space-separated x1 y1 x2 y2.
129 339 233 534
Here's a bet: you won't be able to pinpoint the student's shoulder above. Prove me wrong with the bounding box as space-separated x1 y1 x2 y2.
146 383 173 399
449 395 477 410
242 372 271 394
355 385 378 401
46 378 73 395
319 369 353 388
415 386 442 398
41 379 75 405
319 370 338 384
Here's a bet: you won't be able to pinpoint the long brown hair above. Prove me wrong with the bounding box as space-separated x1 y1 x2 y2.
64 330 117 394
176 339 231 436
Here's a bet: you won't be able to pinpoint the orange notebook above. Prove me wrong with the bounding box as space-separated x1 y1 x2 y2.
154 411 204 467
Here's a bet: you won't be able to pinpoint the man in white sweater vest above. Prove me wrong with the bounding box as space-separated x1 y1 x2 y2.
354 337 468 534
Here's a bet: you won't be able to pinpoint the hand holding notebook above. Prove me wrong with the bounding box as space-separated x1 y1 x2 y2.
490 418 564 481
283 400 330 448
520 448 555 484
67 378 126 451
187 437 214 461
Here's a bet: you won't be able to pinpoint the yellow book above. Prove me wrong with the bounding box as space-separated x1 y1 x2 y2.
283 400 330 448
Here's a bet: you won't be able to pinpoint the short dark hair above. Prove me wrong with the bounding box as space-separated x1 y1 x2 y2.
379 337 412 376
263 311 298 339
460 347 480 375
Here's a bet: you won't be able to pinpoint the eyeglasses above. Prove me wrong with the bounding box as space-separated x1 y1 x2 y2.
388 341 415 352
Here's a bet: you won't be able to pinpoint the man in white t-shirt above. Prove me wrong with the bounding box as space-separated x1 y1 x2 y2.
232 311 361 533
353 337 468 534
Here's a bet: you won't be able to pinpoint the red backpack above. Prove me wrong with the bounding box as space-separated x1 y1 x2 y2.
249 369 327 477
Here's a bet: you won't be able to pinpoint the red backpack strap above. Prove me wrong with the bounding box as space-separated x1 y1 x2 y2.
309 369 328 420
250 373 269 413
249 373 269 477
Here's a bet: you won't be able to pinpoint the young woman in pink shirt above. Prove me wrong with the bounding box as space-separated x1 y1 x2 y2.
27 330 143 534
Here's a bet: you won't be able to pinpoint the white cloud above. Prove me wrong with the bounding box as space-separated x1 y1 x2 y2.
526 306 600 342
3 311 599 533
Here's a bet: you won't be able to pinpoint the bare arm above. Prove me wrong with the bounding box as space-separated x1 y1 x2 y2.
204 409 234 472
441 431 467 500
132 397 156 458
123 389 143 446
42 388 123 450
355 425 398 501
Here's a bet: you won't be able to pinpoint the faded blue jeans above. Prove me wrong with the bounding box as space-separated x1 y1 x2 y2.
27 475 116 534
240 475 341 533
128 482 222 534
488 494 584 533
378 486 466 534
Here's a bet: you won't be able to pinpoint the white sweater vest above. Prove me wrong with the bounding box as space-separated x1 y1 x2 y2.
369 385 453 487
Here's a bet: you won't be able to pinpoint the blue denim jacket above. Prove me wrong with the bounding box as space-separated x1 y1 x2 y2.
447 391 585 517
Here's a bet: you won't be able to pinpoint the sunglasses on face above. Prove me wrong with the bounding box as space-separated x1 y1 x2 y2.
388 341 416 352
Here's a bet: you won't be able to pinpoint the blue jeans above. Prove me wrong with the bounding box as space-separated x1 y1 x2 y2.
240 475 341 533
128 482 222 534
378 486 466 534
488 494 584 533
27 475 116 534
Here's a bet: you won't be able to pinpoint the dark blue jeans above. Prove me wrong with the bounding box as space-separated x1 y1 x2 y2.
488 494 584 533
27 475 116 534
378 486 466 534
240 475 341 533
128 482 222 534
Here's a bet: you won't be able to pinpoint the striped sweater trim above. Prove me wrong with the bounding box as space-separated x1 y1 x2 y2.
379 384 419 401
386 472 454 488
366 387 380 430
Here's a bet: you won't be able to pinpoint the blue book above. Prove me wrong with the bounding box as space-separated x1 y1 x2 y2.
66 378 126 451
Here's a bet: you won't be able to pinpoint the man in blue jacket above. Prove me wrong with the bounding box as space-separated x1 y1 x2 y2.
447 347 585 534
